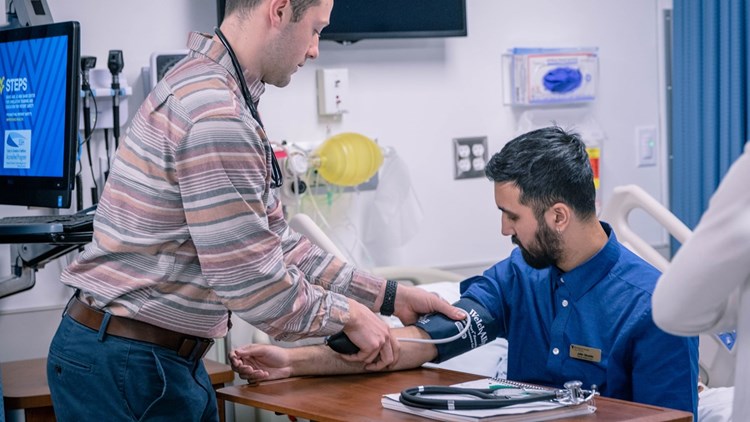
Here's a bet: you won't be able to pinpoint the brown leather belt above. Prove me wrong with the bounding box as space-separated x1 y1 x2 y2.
66 297 214 360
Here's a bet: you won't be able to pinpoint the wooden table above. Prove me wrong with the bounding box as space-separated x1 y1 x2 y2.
217 367 693 422
2 357 235 422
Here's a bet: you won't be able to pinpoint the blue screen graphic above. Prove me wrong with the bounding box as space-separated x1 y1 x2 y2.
0 35 68 177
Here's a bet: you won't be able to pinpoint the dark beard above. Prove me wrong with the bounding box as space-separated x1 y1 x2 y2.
512 223 562 269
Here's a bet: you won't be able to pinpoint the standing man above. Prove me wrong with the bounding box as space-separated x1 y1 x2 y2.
47 1 463 420
231 126 700 418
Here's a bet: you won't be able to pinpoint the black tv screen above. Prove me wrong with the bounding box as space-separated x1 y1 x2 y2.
322 0 467 43
217 1 467 43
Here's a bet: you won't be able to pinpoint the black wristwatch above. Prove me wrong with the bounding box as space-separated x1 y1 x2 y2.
380 279 398 316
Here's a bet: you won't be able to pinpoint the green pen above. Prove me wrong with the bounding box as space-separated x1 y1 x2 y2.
488 384 516 390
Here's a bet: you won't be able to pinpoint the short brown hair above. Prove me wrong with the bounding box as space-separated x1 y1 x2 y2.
224 0 321 22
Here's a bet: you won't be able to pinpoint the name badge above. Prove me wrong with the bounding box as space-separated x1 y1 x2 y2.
570 344 601 363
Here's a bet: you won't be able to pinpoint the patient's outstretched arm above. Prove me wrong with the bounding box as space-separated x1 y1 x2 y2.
230 326 437 383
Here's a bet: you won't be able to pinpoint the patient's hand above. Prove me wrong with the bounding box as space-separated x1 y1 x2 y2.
230 344 292 383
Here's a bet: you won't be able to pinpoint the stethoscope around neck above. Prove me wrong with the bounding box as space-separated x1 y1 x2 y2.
214 27 283 189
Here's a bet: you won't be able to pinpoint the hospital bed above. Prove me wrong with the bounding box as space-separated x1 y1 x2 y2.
600 185 735 390
286 213 469 287
601 185 735 422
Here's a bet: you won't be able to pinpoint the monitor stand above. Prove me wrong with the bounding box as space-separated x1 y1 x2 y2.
0 242 87 299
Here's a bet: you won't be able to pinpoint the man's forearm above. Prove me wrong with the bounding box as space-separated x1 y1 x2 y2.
288 326 438 377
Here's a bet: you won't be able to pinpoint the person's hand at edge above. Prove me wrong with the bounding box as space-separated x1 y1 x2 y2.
393 284 466 325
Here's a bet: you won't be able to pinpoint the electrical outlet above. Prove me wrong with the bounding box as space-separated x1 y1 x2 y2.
453 137 488 179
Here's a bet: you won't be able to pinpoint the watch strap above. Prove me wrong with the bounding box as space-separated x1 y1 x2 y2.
380 279 398 316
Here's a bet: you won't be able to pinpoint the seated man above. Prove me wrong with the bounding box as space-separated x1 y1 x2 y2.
231 126 699 418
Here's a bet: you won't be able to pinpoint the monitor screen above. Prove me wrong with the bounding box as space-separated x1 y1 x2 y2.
321 0 467 43
0 21 80 209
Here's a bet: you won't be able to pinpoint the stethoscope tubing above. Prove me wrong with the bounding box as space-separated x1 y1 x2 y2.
213 26 283 189
399 386 557 410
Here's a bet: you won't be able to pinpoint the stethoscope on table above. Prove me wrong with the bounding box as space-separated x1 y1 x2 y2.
214 27 284 189
399 379 598 411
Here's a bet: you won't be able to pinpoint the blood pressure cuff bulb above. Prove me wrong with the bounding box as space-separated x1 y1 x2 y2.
415 297 499 363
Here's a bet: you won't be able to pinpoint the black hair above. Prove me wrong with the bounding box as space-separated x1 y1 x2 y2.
224 0 320 22
484 126 597 221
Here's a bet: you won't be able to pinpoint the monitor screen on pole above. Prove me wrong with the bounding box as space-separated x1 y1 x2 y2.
0 21 81 209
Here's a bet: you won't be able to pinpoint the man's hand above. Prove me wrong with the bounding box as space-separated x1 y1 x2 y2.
393 284 466 325
340 299 399 370
229 344 292 383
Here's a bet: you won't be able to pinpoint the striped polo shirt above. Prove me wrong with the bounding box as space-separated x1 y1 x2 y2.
61 32 383 340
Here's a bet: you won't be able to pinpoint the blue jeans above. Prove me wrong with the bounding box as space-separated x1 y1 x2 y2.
47 314 219 422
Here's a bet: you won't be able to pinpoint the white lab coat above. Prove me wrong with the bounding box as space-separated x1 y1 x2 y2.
653 142 750 421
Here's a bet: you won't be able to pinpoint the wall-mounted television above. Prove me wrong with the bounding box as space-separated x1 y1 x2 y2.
322 0 467 43
216 1 468 43
0 21 81 209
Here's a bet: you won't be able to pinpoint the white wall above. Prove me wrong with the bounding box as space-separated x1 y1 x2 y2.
1 0 666 364
261 0 668 269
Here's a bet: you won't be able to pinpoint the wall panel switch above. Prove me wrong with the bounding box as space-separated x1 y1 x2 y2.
636 126 657 167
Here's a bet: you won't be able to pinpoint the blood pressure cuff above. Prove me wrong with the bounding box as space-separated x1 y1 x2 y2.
414 297 499 363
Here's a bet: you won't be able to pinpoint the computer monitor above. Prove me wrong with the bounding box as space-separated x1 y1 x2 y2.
0 21 80 209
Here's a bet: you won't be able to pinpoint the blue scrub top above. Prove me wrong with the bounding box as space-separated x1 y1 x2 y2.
459 222 699 417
